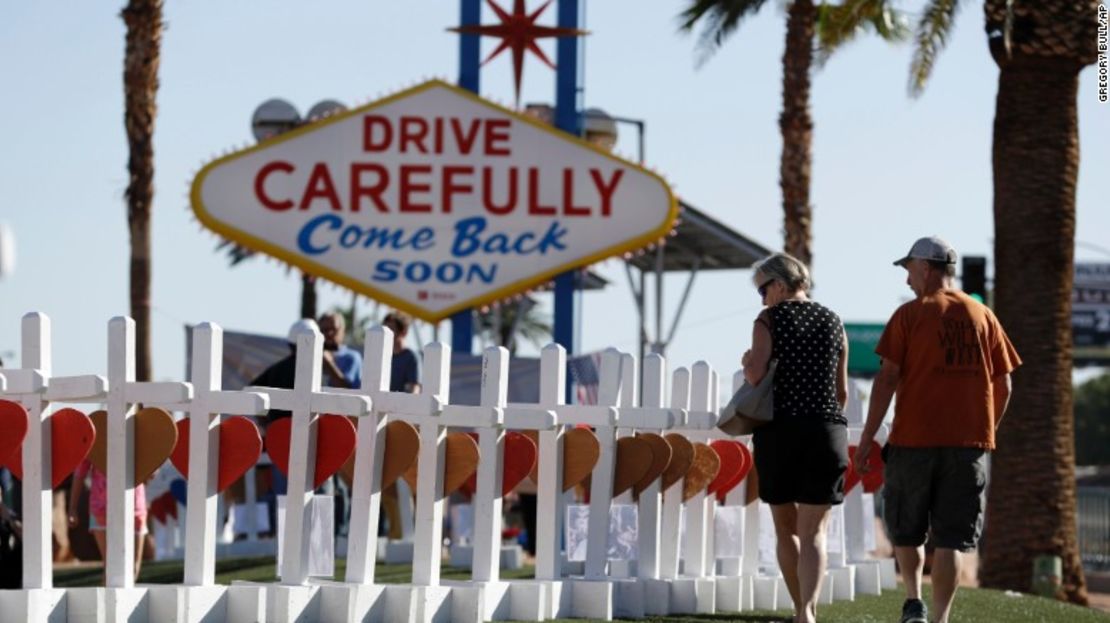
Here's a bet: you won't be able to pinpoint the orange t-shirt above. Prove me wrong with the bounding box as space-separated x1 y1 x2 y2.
876 289 1021 449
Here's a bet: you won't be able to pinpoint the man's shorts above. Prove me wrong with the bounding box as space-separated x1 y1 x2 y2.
882 445 988 552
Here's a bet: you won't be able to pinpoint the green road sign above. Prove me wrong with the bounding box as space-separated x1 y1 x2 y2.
845 322 885 377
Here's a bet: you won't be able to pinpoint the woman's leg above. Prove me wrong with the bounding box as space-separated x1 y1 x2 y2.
769 503 802 619
133 531 146 578
93 530 108 585
795 503 832 623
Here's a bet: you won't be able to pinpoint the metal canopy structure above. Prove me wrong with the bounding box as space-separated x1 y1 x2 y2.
624 200 774 362
627 201 772 273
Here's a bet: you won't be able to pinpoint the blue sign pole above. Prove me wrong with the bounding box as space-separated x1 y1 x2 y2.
554 0 580 401
452 0 481 354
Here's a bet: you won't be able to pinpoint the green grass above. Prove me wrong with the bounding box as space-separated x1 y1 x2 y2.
53 555 536 587
54 557 1108 622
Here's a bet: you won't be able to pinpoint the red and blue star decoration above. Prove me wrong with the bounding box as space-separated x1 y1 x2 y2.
450 0 587 106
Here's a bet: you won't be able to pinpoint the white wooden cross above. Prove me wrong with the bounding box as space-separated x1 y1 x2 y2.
612 353 640 509
607 353 682 581
659 366 690 580
182 323 270 586
697 369 750 579
501 344 621 581
406 339 451 588
105 316 194 588
462 346 556 586
721 369 759 581
335 325 447 587
680 361 719 579
657 364 719 580
547 349 668 581
513 343 574 584
581 349 624 581
0 312 107 590
246 323 371 586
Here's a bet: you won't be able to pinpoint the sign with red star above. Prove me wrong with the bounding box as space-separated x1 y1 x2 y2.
450 0 586 105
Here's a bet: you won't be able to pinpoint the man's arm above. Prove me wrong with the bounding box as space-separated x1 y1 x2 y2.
863 359 899 440
854 358 900 472
992 372 1012 430
321 351 352 389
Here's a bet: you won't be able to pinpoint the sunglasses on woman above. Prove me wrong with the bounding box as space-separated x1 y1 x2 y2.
757 278 775 298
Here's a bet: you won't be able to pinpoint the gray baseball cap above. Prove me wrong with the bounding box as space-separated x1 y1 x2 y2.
893 236 957 267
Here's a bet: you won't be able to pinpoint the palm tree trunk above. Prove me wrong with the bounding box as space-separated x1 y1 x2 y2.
301 273 318 320
779 0 815 266
980 55 1087 604
122 0 163 383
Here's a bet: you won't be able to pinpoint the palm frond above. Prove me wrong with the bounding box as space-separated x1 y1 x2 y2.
678 0 770 67
815 0 910 65
215 239 256 266
910 0 961 96
477 301 551 352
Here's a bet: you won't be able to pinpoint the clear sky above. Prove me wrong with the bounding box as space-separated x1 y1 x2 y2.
1 1 1107 388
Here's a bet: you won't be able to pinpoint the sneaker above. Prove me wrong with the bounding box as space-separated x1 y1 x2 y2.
900 598 928 623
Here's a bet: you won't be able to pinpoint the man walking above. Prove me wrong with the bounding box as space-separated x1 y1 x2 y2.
855 237 1021 623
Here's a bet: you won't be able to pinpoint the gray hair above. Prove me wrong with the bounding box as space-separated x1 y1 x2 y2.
752 253 811 293
318 311 346 331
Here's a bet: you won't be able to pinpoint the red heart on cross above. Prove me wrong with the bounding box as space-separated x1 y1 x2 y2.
707 440 741 496
709 439 753 500
460 431 537 497
265 414 356 489
717 442 753 502
0 400 30 466
500 432 537 496
846 440 884 493
4 407 96 488
170 416 263 493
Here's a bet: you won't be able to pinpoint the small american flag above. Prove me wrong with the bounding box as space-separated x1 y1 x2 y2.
567 351 604 405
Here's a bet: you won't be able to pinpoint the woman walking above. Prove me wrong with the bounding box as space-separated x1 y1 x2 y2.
742 253 849 623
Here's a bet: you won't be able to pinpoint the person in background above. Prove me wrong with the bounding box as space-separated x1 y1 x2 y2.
68 459 147 581
382 312 420 394
0 486 20 588
319 312 361 389
855 237 1020 623
317 311 361 539
250 318 319 536
251 318 322 422
379 312 421 539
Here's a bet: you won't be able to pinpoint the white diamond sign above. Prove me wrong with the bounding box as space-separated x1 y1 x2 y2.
191 80 677 321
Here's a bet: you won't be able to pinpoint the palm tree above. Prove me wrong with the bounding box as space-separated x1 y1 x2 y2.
912 0 1099 605
121 0 163 382
477 300 552 355
679 0 907 267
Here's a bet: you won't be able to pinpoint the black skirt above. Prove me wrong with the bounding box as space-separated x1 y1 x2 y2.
752 418 849 506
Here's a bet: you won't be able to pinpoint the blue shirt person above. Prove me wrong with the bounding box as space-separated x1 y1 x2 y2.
383 312 420 394
319 312 361 389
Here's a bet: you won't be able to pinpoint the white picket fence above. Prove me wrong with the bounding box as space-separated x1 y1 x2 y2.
0 312 893 623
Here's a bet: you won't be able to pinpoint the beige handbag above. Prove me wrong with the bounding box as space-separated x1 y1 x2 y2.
717 359 776 436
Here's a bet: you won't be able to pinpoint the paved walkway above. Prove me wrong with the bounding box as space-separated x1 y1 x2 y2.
1088 571 1110 613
